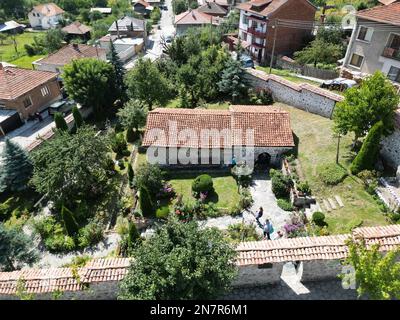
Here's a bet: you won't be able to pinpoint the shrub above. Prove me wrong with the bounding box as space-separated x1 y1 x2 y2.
127 162 134 188
44 234 75 253
239 188 253 210
350 121 384 175
61 206 79 236
319 164 348 185
0 198 15 222
156 206 170 219
134 163 165 197
312 211 326 227
227 223 262 243
277 198 294 211
139 187 155 217
192 174 214 195
111 132 128 156
297 181 311 195
271 170 293 198
77 219 104 249
54 112 68 131
126 128 136 143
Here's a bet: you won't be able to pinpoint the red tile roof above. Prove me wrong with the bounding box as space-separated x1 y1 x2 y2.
36 44 106 67
175 9 221 25
0 66 58 101
142 106 295 148
357 2 400 26
237 0 316 17
31 3 65 16
62 21 92 35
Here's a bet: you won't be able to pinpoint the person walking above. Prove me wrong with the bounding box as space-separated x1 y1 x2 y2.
256 207 264 221
263 219 274 240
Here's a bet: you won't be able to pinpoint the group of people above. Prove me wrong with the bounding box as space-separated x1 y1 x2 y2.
255 207 282 240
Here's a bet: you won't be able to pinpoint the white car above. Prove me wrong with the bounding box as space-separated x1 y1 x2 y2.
320 77 357 91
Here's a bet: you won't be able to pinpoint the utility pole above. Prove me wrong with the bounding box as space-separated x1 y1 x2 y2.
336 134 341 164
269 19 278 74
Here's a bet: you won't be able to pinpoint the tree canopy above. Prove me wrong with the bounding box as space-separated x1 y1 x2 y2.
118 217 237 299
294 38 342 67
217 58 248 103
117 99 148 131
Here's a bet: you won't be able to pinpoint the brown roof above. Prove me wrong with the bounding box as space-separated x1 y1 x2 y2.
175 9 221 25
31 3 65 16
237 0 315 17
142 106 295 148
198 2 228 15
357 2 400 26
0 258 130 295
36 44 106 67
62 21 92 35
133 0 151 7
378 0 399 5
0 66 58 101
236 225 400 266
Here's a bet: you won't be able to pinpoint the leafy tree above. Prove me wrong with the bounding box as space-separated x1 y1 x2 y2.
0 33 7 45
150 7 161 23
344 238 400 300
0 223 38 271
31 126 111 205
0 139 33 193
127 162 134 188
294 38 342 67
118 217 237 299
61 205 79 236
218 58 247 102
350 121 383 175
108 40 127 102
133 163 164 197
139 187 155 217
333 71 399 142
316 26 344 46
0 0 25 18
125 58 171 110
117 99 148 138
172 0 188 15
54 112 68 131
44 29 66 53
63 58 117 115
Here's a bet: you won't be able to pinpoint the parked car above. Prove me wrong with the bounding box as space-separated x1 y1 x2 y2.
240 54 255 69
48 99 75 116
320 77 357 92
165 35 173 44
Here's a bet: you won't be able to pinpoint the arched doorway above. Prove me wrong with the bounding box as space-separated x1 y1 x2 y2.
256 152 271 168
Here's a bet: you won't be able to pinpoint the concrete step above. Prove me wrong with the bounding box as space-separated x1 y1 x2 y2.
328 198 337 210
323 199 331 212
335 195 344 208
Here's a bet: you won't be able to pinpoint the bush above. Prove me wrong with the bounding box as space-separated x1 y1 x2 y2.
77 219 104 249
239 188 253 210
127 163 134 188
134 163 165 197
277 198 294 211
312 211 326 227
227 223 262 243
139 187 155 217
156 206 170 219
271 170 293 198
126 128 136 143
44 234 75 253
319 164 348 185
247 88 274 105
350 121 384 175
61 205 79 236
111 132 128 156
297 181 311 195
192 174 214 195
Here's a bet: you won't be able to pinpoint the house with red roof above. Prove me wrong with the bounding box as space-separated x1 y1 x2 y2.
0 64 62 120
28 3 65 30
343 2 400 83
174 8 223 36
62 21 92 42
142 105 294 167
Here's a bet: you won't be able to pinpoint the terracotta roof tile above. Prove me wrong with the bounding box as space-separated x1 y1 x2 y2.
236 0 316 17
357 2 400 26
31 3 65 16
62 21 92 35
0 66 58 101
175 9 222 25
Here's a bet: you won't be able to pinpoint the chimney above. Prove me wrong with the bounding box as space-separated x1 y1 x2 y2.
72 43 80 51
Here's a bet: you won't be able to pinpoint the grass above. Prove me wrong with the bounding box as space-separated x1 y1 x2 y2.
0 32 45 69
256 66 321 86
166 98 231 110
277 102 388 234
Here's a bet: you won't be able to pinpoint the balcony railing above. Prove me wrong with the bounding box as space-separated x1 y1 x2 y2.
247 27 266 38
251 41 265 49
382 46 400 61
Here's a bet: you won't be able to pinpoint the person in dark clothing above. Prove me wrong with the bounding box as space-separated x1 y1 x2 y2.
263 219 273 240
256 207 263 221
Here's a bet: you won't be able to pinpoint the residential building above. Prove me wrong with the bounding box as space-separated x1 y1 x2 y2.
142 105 294 167
198 1 228 17
99 35 145 63
139 0 162 7
28 3 65 30
109 16 146 39
174 9 223 36
342 2 400 83
33 44 107 74
62 21 92 42
236 0 317 63
377 0 399 5
132 0 154 16
0 64 62 120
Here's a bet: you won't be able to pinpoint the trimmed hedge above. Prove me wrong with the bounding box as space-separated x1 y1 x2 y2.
350 121 384 175
319 164 348 185
312 211 326 227
270 170 293 198
192 174 214 194
156 206 170 219
277 198 294 211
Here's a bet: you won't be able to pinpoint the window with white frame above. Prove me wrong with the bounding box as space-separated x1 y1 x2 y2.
349 53 364 68
357 26 373 42
23 96 32 108
388 66 400 82
243 15 249 26
41 86 50 97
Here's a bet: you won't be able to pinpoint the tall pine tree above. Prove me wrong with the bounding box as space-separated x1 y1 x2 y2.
0 139 33 192
217 59 247 103
54 112 68 131
108 40 127 102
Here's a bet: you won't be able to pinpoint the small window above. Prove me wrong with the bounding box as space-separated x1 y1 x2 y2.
257 263 273 269
242 32 247 42
349 53 364 68
357 26 373 42
41 86 50 97
243 15 249 25
388 66 400 82
23 96 32 108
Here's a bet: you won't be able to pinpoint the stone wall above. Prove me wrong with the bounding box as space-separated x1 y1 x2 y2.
245 69 343 119
300 260 343 282
381 129 400 169
233 263 285 288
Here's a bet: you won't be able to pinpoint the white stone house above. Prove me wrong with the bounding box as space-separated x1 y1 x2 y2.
28 3 65 30
142 105 295 167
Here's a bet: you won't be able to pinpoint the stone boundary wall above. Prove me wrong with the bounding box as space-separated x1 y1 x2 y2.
244 69 344 119
381 113 400 169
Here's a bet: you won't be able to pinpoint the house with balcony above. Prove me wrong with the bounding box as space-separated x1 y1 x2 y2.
342 2 400 83
236 0 316 63
28 3 65 30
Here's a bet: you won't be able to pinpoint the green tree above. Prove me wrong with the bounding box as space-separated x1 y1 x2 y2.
0 0 25 18
125 58 171 110
0 223 38 271
117 99 148 140
294 38 342 67
344 238 400 300
139 187 155 217
217 58 247 102
133 163 165 197
350 121 384 175
172 0 188 15
63 58 117 116
72 105 84 129
44 29 66 53
127 162 134 188
0 33 7 45
61 205 79 236
31 126 111 205
333 71 399 143
54 112 68 131
108 40 127 102
0 139 33 193
118 217 237 299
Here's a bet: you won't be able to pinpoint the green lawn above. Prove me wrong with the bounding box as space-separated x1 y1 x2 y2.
277 103 388 234
256 66 321 86
169 172 240 210
166 98 231 110
0 32 45 69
